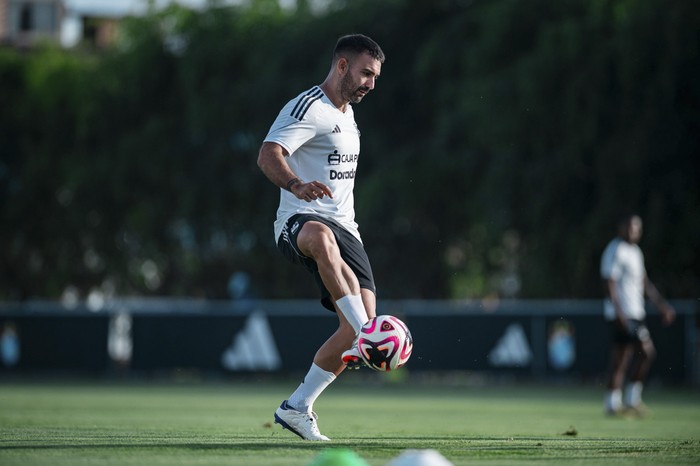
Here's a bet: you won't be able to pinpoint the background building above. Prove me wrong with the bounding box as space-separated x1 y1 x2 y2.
0 0 63 47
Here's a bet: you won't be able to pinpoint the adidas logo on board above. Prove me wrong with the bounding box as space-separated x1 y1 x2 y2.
488 323 533 367
221 311 281 371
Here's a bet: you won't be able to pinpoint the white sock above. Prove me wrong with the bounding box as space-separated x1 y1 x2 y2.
605 389 622 412
625 381 643 407
335 294 369 334
287 363 336 413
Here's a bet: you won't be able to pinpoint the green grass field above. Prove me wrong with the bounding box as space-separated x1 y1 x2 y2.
1 377 698 465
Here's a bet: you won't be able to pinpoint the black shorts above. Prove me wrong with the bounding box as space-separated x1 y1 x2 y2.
609 319 651 345
277 213 376 312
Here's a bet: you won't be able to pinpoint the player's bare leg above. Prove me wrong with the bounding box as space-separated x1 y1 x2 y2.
629 339 656 383
296 221 362 299
313 311 355 375
359 288 377 321
312 288 377 375
605 344 633 414
624 339 656 415
295 222 370 319
296 221 376 370
341 288 376 368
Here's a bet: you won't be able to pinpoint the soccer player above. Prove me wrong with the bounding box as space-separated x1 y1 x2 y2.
600 213 675 416
257 34 385 441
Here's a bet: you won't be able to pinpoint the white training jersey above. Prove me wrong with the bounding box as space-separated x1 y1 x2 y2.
264 86 362 243
600 238 647 320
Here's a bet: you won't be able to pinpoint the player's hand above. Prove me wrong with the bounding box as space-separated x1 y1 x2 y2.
291 181 333 202
659 302 676 326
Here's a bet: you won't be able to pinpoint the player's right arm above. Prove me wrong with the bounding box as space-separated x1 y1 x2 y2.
257 142 332 201
644 275 676 326
257 142 296 190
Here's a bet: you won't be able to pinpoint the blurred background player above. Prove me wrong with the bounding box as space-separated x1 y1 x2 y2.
600 213 675 416
257 34 385 440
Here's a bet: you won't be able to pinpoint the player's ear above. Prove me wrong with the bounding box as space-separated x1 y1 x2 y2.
336 56 349 75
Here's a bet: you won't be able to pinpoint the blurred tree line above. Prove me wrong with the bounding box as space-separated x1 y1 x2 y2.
1 0 698 302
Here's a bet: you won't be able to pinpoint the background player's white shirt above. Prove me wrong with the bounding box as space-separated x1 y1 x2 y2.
264 86 362 243
600 238 647 320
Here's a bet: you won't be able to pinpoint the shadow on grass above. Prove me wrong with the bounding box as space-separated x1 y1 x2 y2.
1 441 314 452
0 436 540 453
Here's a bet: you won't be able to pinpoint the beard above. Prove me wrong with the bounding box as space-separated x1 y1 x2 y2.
341 74 370 104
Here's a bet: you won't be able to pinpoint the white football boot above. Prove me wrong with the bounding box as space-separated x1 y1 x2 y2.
341 339 366 370
274 401 330 441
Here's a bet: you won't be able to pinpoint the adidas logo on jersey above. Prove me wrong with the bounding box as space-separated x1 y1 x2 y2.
331 125 341 133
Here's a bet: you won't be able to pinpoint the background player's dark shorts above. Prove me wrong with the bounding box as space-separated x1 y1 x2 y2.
609 319 651 345
277 213 376 312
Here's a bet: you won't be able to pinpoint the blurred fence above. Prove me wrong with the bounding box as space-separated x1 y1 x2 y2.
0 299 696 385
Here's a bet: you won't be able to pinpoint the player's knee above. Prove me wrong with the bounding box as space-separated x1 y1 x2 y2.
299 223 338 258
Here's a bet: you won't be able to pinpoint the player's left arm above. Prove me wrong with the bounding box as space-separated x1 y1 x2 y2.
644 275 675 326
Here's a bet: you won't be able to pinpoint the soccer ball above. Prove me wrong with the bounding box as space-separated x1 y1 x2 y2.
357 315 413 371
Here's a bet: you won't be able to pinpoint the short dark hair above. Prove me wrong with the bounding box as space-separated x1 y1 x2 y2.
617 212 640 227
333 34 385 63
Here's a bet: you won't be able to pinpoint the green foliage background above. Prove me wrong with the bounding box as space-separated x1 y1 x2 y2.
1 0 698 301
